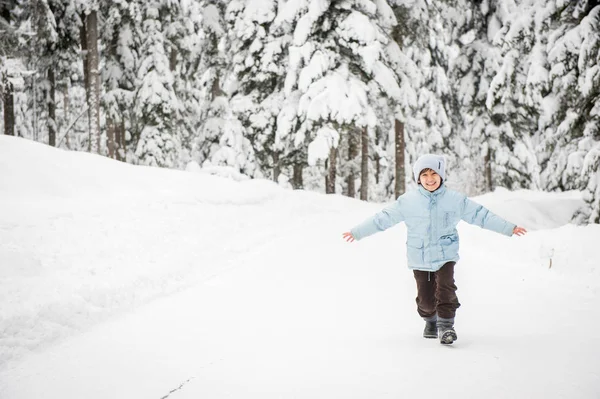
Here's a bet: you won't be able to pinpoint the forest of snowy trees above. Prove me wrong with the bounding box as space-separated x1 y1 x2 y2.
1 0 599 223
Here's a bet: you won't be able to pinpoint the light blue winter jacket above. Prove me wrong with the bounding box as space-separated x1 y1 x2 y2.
350 185 516 272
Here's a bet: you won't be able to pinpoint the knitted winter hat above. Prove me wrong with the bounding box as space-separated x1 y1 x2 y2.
413 154 446 183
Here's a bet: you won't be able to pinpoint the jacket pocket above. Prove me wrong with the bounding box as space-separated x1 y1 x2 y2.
443 211 456 228
406 236 424 266
439 233 458 258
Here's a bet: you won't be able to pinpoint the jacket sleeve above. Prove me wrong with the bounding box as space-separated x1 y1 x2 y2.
460 196 515 236
350 197 405 241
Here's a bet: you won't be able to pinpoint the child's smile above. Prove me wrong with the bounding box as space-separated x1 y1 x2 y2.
419 169 442 192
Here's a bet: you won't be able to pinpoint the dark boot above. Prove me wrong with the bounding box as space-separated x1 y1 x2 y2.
438 317 457 345
423 316 437 339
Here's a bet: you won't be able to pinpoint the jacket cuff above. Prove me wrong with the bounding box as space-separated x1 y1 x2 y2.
503 222 516 236
350 227 363 241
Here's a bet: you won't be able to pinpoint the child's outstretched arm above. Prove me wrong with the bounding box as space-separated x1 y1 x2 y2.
343 197 405 242
461 197 527 237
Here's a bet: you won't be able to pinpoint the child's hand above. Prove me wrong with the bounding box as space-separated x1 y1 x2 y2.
513 226 527 236
342 232 355 242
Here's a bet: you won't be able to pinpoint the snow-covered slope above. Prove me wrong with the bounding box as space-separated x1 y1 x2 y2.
1 136 598 398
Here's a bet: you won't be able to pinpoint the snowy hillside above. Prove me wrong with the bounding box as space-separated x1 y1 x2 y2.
0 135 599 399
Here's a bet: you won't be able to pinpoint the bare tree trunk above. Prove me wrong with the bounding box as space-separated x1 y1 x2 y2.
346 130 359 197
80 19 90 149
273 152 280 182
211 71 224 100
107 118 116 158
374 130 381 185
326 147 337 194
32 74 38 141
360 127 369 201
80 22 90 109
292 163 303 189
169 47 177 72
117 120 126 161
2 78 14 136
394 119 406 198
391 22 407 199
47 66 56 146
63 86 69 114
63 86 71 148
484 148 493 192
2 5 15 137
84 11 101 154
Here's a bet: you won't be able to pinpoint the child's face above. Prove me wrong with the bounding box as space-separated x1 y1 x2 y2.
419 169 442 192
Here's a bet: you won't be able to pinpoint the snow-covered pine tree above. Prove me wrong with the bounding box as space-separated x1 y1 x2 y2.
50 0 85 151
27 0 81 149
279 0 402 197
167 0 202 167
2 0 33 141
540 1 600 223
382 1 432 197
0 0 21 137
102 0 141 161
484 0 544 192
387 0 459 194
28 0 60 146
78 1 102 154
134 0 181 168
190 0 258 179
160 0 211 168
495 0 599 223
225 0 295 184
546 1 600 224
451 0 514 194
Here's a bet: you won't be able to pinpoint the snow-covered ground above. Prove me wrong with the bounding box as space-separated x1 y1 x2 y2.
1 135 599 398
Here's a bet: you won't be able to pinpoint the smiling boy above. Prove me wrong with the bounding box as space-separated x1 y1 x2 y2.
342 154 526 344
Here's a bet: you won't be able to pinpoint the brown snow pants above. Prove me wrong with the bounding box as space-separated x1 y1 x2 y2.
413 262 460 320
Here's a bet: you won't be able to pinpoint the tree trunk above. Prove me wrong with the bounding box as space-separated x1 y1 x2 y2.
374 130 381 185
32 75 38 141
2 5 15 137
292 163 304 189
211 70 224 100
360 127 369 201
326 147 337 194
107 118 116 158
394 119 406 198
272 152 280 183
80 22 90 106
85 11 101 154
63 86 71 148
346 130 359 197
117 120 126 161
484 147 493 192
169 47 177 72
2 78 15 136
47 66 56 146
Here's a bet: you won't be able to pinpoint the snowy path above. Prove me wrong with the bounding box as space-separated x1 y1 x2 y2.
1 136 599 398
3 220 598 398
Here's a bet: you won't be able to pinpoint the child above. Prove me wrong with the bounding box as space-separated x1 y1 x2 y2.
342 154 527 344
